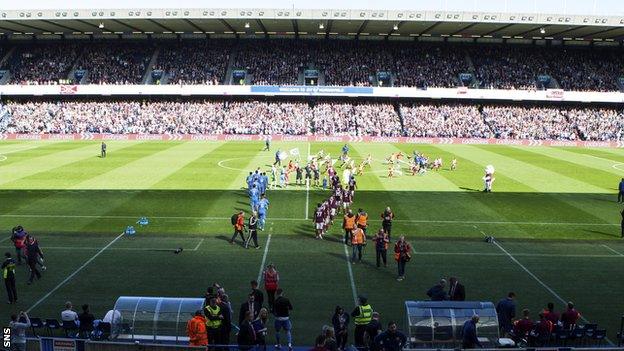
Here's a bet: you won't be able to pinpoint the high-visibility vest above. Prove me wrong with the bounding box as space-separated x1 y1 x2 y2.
187 316 208 346
344 215 356 230
352 229 365 245
264 271 278 291
357 213 368 227
204 305 222 329
354 304 373 325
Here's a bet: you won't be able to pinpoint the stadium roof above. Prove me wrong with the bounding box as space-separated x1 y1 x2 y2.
1 8 624 41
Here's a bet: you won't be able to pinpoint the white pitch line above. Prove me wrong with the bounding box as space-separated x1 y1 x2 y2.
343 244 358 305
491 237 614 345
257 224 273 283
26 232 124 313
0 213 618 227
601 244 624 257
0 236 10 243
192 238 205 251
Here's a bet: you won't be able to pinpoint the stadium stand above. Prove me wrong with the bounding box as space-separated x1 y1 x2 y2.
0 40 622 91
1 100 622 141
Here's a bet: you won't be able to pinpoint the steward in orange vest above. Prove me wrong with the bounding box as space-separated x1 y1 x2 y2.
343 210 356 245
350 227 366 263
356 209 368 234
187 310 208 346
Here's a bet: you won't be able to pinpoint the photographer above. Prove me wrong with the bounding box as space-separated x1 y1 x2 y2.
9 311 31 351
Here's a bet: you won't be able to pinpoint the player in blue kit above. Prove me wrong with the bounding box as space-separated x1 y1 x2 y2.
257 194 270 230
249 184 260 211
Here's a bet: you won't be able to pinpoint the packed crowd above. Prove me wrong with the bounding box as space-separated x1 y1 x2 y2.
393 44 466 88
467 46 550 90
481 105 576 140
4 43 81 85
154 40 234 85
400 104 492 138
1 100 623 141
74 42 154 84
1 40 623 90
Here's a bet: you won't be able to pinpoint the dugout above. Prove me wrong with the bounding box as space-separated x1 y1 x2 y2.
404 301 499 348
111 296 205 344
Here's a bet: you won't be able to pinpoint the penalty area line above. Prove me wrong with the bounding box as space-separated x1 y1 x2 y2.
601 244 624 257
192 238 205 251
476 225 615 345
26 232 124 313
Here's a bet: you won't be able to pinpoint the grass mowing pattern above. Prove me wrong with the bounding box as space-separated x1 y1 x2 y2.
0 140 623 343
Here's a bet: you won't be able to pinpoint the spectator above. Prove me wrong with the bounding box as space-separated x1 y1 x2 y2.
239 293 262 326
530 313 553 347
252 308 269 350
461 315 482 349
311 334 329 351
512 309 534 343
560 302 581 330
542 302 560 326
331 306 350 350
372 321 407 351
102 309 122 325
322 325 338 351
251 280 265 308
9 311 31 351
187 310 208 347
426 279 449 301
238 310 257 351
61 301 80 326
448 277 465 301
78 304 95 338
365 312 383 351
496 292 516 336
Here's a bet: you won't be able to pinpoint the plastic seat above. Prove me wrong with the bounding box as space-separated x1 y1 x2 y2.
29 317 44 337
45 319 61 336
62 320 79 338
592 329 607 345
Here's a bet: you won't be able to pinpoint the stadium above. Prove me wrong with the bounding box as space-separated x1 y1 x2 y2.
1 0 624 350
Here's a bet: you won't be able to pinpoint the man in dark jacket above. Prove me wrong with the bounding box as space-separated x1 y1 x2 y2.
618 178 624 203
25 235 44 284
366 312 383 351
448 277 466 301
373 321 407 351
238 311 256 351
250 280 264 307
239 293 261 326
461 315 482 349
496 292 516 336
426 279 449 301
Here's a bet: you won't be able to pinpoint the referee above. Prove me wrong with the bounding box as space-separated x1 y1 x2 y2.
101 142 107 158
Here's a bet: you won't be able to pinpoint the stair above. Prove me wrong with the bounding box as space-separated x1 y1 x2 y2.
464 52 479 88
224 43 239 85
0 70 10 85
0 46 16 68
142 47 160 85
394 103 406 136
67 46 88 84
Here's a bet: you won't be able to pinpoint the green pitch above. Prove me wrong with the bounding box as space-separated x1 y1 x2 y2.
1 140 624 343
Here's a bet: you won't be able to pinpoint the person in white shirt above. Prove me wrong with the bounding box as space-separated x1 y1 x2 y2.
61 301 80 326
103 309 122 324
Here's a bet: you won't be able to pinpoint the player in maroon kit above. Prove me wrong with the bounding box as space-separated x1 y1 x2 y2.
328 195 338 224
334 186 343 214
314 203 325 240
342 188 353 212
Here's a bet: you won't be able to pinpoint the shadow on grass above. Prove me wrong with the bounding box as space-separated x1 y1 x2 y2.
583 229 619 239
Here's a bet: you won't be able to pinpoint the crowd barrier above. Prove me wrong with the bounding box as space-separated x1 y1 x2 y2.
1 133 623 149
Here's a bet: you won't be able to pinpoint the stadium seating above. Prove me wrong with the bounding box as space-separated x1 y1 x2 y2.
1 40 622 91
1 100 622 141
